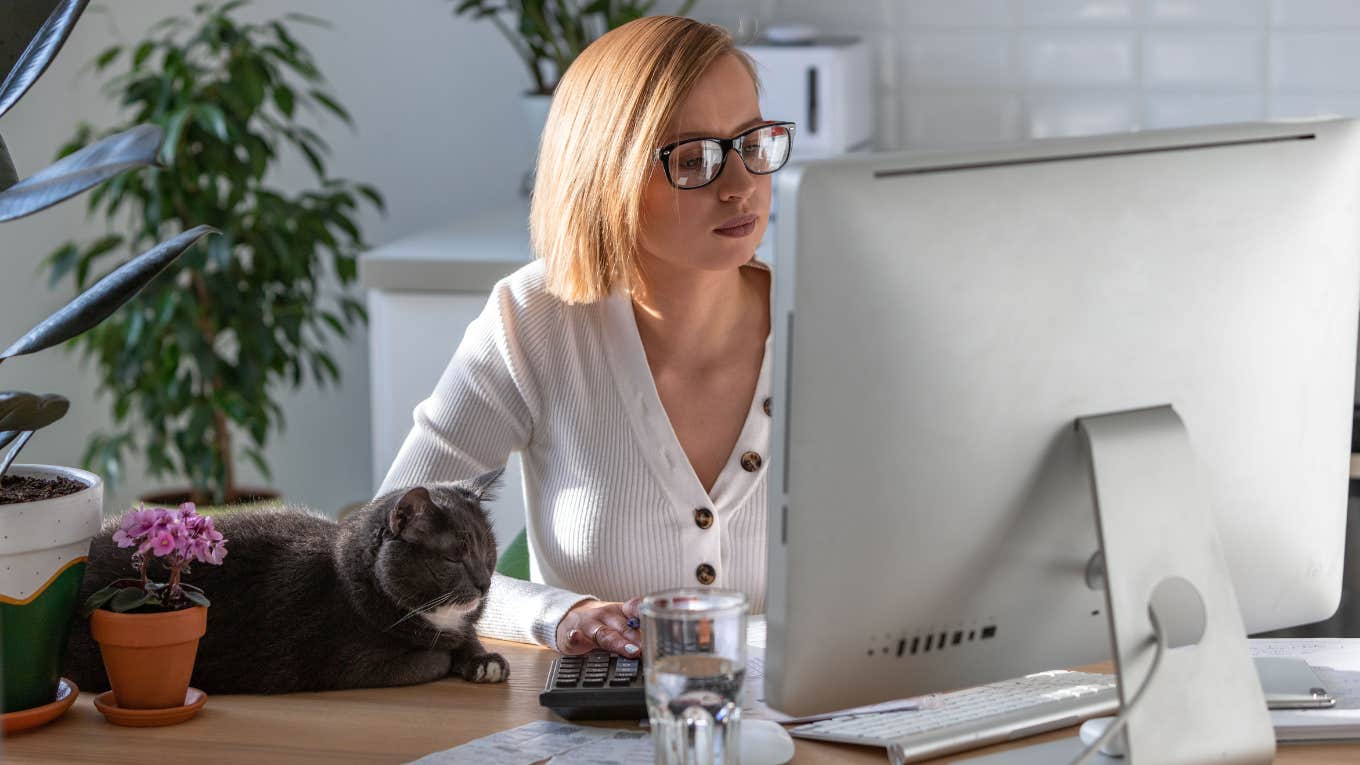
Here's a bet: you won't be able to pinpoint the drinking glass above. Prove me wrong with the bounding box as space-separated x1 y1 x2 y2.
641 588 748 765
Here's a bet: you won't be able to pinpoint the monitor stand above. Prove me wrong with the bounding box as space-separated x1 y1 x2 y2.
958 405 1275 764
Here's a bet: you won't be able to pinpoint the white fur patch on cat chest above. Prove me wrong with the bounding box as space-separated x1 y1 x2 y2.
422 599 480 631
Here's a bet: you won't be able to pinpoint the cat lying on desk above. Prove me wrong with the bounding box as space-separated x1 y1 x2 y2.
63 471 511 694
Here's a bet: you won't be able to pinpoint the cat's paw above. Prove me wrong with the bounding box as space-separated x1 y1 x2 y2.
460 652 509 684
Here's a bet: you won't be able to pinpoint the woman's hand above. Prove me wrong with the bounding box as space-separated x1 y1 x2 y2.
557 597 643 656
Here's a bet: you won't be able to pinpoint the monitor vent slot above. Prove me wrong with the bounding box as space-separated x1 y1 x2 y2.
866 624 998 658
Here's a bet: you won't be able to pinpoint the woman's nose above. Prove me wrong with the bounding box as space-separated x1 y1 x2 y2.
715 149 757 200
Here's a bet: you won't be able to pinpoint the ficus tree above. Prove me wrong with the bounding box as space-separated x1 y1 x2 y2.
43 0 383 506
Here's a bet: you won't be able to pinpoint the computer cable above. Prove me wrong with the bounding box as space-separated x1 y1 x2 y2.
1068 609 1167 765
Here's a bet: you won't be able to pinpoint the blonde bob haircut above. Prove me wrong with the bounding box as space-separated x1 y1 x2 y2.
529 16 759 304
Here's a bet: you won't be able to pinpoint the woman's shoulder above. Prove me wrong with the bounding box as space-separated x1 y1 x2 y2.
492 259 605 328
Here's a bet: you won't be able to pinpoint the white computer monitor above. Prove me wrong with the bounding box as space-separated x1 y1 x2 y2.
764 119 1360 716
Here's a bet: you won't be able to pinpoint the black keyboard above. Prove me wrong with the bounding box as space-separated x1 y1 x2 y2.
538 651 647 720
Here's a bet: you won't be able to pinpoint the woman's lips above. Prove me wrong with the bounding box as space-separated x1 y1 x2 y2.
714 215 758 238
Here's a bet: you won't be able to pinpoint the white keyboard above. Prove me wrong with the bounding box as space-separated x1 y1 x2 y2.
789 670 1118 764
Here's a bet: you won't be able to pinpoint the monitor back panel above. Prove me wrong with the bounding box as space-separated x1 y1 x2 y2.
765 120 1360 716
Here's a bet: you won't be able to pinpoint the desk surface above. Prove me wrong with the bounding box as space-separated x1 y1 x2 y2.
3 640 1353 764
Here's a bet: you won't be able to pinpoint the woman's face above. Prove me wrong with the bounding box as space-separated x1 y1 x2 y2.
637 53 771 277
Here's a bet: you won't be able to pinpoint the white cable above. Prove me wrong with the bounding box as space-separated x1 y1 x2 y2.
1069 610 1168 765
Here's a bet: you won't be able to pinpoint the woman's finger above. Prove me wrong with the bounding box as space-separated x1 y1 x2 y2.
622 596 643 622
560 624 596 656
597 608 642 646
592 624 639 657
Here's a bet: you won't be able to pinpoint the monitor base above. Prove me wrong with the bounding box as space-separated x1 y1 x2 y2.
1071 405 1274 764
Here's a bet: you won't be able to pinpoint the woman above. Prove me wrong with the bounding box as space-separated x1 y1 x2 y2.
377 16 795 657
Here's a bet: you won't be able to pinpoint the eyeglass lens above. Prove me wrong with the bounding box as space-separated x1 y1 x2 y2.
668 124 792 189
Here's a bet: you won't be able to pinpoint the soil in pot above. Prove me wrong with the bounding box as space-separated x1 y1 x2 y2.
0 474 87 505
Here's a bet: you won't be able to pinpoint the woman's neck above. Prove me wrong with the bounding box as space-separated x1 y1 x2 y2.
630 256 764 366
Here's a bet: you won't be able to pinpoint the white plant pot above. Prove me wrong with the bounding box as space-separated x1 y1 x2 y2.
1 464 103 713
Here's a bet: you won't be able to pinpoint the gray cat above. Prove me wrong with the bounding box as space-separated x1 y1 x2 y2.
63 471 509 694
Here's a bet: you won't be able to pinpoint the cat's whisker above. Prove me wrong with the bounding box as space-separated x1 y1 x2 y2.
386 594 453 631
386 590 457 631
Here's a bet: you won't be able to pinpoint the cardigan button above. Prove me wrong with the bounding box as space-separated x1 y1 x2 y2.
740 451 763 472
696 563 716 585
762 397 772 417
694 507 714 529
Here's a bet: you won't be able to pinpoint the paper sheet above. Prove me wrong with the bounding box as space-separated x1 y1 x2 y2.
406 720 631 765
546 730 653 764
1248 638 1360 740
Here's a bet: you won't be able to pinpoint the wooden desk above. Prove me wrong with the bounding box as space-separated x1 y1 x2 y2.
3 640 1353 764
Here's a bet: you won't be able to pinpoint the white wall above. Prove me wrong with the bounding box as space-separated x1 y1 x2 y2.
8 0 1360 517
1 0 529 515
694 0 1360 150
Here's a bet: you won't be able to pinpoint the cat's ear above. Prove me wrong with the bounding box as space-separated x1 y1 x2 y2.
389 486 437 539
468 467 505 503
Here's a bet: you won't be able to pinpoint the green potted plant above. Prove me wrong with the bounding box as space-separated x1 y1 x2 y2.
81 501 226 725
449 0 697 195
1 0 215 732
44 0 383 510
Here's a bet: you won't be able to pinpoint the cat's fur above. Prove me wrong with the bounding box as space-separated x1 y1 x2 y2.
63 471 509 694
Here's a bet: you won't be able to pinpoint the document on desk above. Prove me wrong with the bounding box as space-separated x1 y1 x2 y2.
546 730 652 764
744 615 920 723
405 720 644 765
1249 638 1360 741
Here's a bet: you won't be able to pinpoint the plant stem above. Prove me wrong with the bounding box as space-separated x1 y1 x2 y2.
188 270 235 503
488 12 548 93
168 561 182 603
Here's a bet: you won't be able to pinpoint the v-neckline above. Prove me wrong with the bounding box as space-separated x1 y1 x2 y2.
601 263 773 508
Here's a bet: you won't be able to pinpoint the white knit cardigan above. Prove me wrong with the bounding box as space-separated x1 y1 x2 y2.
377 258 772 647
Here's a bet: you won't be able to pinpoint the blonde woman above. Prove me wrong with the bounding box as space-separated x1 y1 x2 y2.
378 16 795 657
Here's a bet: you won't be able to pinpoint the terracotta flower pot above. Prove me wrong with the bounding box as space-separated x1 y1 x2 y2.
90 605 207 709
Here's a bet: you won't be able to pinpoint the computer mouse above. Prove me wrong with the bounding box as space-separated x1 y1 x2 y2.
1079 716 1127 758
741 718 796 764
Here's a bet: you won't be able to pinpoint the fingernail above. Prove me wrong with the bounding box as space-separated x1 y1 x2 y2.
625 644 639 655
568 629 581 644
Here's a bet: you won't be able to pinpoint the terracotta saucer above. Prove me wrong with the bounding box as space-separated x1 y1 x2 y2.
94 687 207 727
2 677 79 734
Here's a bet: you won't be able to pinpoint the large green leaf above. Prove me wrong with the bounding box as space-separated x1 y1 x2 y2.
0 123 162 222
0 133 16 191
0 392 69 432
0 0 90 120
0 225 217 362
0 392 68 478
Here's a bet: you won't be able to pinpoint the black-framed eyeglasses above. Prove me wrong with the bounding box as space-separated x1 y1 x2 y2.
655 121 796 190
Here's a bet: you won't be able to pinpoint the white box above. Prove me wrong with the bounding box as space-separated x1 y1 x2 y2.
740 38 874 159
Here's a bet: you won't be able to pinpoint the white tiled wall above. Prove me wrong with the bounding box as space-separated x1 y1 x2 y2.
695 0 1360 150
